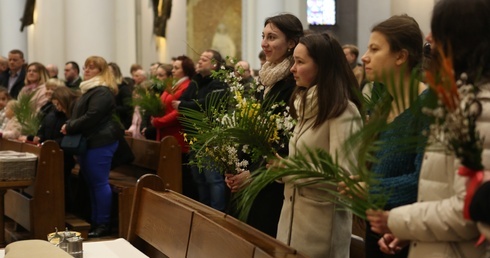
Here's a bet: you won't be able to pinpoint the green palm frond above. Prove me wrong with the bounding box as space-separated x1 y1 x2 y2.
132 85 166 117
236 68 431 221
13 92 41 135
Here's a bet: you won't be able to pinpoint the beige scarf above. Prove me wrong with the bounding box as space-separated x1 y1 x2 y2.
294 85 318 122
259 56 293 96
79 76 107 94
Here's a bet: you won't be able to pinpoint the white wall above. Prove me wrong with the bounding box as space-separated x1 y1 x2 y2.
115 0 137 77
357 0 435 62
27 0 65 71
357 1 391 60
391 0 434 39
165 0 187 61
0 0 28 57
241 0 307 71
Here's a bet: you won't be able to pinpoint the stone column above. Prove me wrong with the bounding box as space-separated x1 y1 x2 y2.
64 0 116 70
114 0 137 77
27 0 65 68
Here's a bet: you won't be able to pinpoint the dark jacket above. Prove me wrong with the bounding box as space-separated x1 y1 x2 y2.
66 86 122 148
37 104 67 144
0 68 27 99
239 75 295 237
66 77 82 90
256 74 295 157
115 81 133 129
178 74 227 111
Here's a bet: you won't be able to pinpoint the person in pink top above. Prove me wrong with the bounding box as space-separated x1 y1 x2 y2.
152 55 198 200
19 62 49 113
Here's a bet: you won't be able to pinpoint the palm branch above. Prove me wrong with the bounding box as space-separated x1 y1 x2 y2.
13 92 41 135
236 67 431 220
132 85 166 117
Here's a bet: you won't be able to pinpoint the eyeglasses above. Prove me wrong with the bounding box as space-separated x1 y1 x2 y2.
83 65 99 71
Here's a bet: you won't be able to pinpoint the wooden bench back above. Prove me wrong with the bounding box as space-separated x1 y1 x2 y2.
124 136 160 171
0 138 65 239
122 136 182 192
127 174 306 258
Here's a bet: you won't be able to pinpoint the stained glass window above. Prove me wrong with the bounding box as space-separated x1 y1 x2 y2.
307 0 336 25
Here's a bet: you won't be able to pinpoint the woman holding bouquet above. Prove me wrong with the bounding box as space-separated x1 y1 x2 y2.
367 0 490 257
61 56 122 237
225 13 303 237
152 56 198 200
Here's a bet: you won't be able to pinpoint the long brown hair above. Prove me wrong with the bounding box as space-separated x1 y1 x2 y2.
25 62 50 85
264 13 304 57
51 87 81 118
371 14 423 72
290 33 361 128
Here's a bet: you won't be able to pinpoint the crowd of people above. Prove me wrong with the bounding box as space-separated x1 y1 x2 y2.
0 0 489 256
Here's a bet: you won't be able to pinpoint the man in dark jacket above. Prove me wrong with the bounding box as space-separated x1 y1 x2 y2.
0 49 26 99
173 49 228 211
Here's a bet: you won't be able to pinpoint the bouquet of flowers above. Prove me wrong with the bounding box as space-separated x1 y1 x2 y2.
179 60 295 175
132 78 168 118
422 48 484 220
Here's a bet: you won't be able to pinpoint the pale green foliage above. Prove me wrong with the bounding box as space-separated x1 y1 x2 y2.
13 92 41 135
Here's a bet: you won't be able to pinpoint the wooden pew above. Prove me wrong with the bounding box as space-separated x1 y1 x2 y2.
127 174 307 258
109 135 182 237
1 138 65 240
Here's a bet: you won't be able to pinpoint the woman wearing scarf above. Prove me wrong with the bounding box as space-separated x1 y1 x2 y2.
225 13 303 237
152 55 197 200
61 56 122 238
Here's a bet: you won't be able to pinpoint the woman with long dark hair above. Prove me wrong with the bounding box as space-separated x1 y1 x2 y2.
367 0 490 257
225 13 303 238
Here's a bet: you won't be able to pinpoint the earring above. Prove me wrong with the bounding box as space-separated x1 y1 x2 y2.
288 48 291 52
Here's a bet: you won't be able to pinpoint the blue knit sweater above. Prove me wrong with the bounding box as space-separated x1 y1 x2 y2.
370 92 429 210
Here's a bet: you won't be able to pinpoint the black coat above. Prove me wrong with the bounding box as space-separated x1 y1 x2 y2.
178 74 227 111
0 68 26 99
244 75 295 237
115 81 133 129
37 103 67 144
67 86 122 148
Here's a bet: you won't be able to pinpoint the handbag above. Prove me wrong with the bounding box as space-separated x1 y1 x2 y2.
61 134 87 155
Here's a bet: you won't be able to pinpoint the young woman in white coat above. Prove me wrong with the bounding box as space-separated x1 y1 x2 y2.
367 0 490 257
276 32 362 258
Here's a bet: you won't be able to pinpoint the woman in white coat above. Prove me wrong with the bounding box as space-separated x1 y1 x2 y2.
367 0 490 257
276 32 362 258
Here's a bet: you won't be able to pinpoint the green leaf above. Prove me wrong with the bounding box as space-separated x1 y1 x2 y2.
13 91 41 135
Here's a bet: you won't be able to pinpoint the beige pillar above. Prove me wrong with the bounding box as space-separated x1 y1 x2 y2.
0 0 28 56
64 0 116 70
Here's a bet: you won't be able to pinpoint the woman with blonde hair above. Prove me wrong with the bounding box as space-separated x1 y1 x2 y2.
61 56 122 237
19 62 50 112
